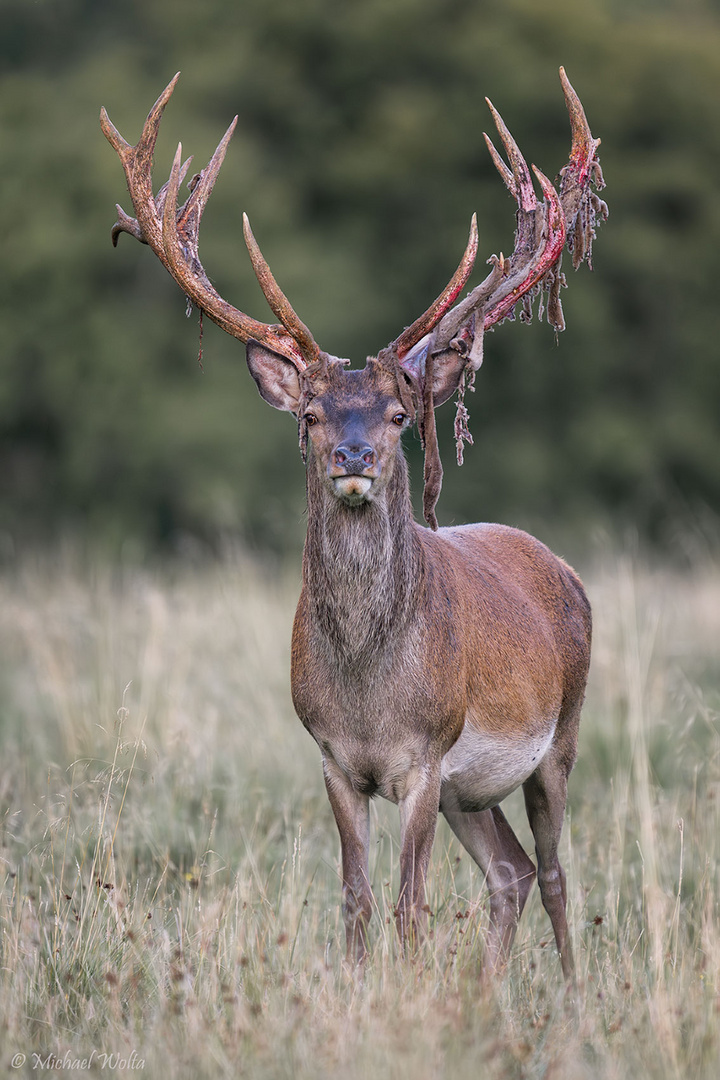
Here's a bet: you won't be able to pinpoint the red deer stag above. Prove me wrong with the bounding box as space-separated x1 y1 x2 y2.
101 69 606 979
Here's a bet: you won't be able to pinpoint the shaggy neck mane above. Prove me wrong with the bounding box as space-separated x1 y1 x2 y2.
303 446 422 673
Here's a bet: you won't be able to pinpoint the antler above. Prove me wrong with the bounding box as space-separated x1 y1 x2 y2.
381 67 606 532
390 67 607 374
100 74 319 370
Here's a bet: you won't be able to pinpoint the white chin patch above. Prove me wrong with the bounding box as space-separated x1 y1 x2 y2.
333 476 373 503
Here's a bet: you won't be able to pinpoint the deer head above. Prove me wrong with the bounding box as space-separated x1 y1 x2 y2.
101 69 606 528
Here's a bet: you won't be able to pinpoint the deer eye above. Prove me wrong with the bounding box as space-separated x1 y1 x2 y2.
392 412 407 427
304 413 318 427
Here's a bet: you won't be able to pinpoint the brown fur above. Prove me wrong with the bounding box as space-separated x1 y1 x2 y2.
249 353 591 978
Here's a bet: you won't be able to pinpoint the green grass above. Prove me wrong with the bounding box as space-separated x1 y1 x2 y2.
0 547 718 1078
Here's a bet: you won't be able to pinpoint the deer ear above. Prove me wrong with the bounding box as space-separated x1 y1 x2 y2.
246 340 303 412
430 347 470 407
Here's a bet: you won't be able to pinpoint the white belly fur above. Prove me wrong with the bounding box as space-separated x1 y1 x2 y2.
440 717 557 813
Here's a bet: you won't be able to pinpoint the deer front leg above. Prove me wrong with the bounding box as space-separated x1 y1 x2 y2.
396 763 442 950
323 758 372 964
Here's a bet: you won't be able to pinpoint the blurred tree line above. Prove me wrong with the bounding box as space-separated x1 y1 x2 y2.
1 0 719 560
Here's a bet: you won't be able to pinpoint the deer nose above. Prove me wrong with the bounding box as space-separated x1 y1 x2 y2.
332 442 376 474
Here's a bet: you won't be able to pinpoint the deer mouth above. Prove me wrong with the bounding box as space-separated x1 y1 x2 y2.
332 475 374 504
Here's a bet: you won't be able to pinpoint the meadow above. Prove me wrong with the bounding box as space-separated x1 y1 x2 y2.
0 544 718 1078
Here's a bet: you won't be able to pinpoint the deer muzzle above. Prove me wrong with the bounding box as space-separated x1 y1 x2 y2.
328 440 379 503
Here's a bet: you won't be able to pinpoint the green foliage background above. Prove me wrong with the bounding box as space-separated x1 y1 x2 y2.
1 0 719 556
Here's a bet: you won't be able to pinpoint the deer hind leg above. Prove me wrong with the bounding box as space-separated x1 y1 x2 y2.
522 751 575 981
323 759 372 964
441 803 536 974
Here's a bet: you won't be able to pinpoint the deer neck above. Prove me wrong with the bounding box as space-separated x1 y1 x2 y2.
302 448 422 671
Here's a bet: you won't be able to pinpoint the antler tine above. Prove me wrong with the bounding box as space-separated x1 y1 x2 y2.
100 73 182 257
174 115 238 246
483 133 516 198
242 214 321 367
559 66 600 187
110 204 144 246
102 74 313 369
558 67 608 270
143 154 193 243
484 99 537 213
390 215 479 361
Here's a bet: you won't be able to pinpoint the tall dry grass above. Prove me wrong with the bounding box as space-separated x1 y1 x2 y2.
0 546 718 1078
